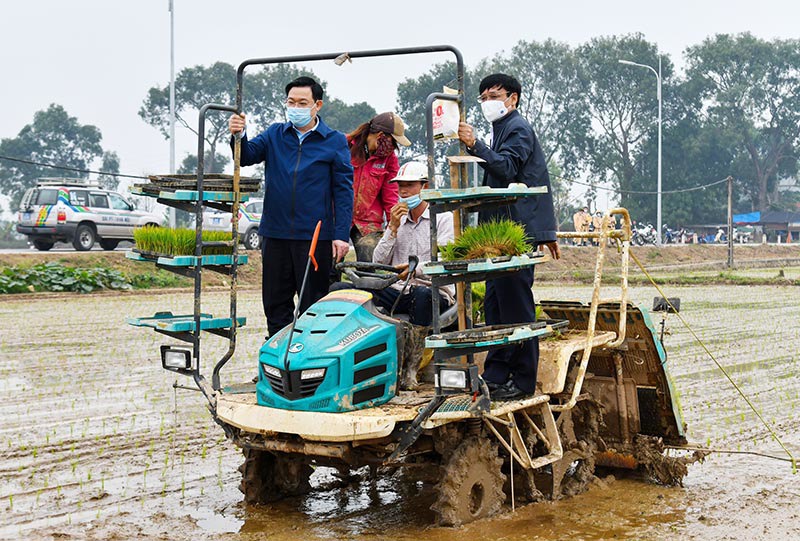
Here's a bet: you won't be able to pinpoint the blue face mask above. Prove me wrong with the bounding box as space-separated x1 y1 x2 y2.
399 194 422 210
286 106 314 128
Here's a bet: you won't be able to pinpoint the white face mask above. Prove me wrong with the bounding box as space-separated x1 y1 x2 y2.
481 99 509 123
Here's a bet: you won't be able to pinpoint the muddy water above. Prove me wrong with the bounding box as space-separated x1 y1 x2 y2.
1 285 798 540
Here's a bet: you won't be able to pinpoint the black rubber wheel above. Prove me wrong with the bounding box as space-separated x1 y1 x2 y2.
238 448 312 504
99 239 119 251
243 228 261 251
432 437 506 526
33 239 54 251
72 224 96 251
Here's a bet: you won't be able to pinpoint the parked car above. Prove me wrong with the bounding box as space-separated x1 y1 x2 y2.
202 198 263 250
16 178 164 251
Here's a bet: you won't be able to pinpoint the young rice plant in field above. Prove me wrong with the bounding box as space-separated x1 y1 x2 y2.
439 220 531 260
133 227 233 256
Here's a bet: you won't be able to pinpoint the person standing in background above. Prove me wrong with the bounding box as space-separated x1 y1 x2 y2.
346 112 410 262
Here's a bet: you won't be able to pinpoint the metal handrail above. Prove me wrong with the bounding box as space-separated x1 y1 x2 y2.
551 207 631 412
209 45 466 393
193 103 241 399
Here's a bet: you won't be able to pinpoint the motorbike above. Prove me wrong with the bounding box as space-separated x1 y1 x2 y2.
632 222 657 245
662 224 678 244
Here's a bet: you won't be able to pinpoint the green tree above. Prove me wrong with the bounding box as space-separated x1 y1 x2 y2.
139 62 237 173
684 33 800 212
97 151 121 191
322 99 376 135
177 151 230 175
627 73 746 227
475 39 590 179
396 62 469 173
0 104 108 209
474 39 590 222
575 34 674 218
141 62 378 173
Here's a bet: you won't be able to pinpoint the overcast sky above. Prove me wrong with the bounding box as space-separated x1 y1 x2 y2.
1 0 798 201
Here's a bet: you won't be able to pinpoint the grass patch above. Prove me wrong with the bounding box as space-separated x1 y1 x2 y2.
0 262 132 294
133 228 232 256
127 271 190 289
0 261 190 294
440 220 531 260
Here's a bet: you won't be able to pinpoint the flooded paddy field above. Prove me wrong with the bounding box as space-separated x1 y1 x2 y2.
1 284 798 540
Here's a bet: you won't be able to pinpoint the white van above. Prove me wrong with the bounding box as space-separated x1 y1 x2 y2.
16 179 164 251
203 198 263 250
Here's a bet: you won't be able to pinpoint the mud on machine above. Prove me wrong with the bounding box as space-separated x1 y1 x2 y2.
127 45 699 526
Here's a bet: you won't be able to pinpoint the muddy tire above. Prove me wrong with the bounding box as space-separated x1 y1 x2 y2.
433 437 506 526
514 409 548 503
534 399 601 500
238 448 313 504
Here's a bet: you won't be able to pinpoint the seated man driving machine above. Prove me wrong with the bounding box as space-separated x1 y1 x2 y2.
335 161 454 326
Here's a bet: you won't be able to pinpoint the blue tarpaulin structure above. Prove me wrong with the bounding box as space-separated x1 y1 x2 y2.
733 211 761 224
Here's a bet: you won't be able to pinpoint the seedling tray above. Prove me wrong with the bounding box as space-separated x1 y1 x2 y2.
426 320 568 350
139 173 260 193
127 311 246 333
423 252 547 276
127 250 247 267
421 186 548 204
130 185 253 202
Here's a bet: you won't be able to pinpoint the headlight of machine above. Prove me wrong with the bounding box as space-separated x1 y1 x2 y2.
262 364 281 379
300 368 326 380
437 368 468 389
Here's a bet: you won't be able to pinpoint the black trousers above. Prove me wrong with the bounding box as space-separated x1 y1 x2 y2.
261 237 333 337
481 267 539 393
350 225 383 263
371 286 450 327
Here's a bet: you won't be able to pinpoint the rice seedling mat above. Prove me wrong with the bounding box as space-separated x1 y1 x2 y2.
127 311 246 333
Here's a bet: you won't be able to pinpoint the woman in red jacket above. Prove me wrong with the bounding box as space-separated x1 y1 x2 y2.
347 112 411 261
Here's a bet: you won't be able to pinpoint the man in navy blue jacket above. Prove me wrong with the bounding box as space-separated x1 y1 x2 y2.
229 76 353 337
458 73 561 400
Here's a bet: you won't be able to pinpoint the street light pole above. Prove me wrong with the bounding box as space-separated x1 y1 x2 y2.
619 56 662 245
168 0 176 228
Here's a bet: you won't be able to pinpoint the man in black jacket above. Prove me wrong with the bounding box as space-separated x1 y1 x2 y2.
458 73 561 400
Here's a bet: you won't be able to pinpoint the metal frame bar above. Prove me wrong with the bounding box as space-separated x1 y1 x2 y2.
552 208 632 412
482 402 563 471
192 103 241 402
210 45 466 393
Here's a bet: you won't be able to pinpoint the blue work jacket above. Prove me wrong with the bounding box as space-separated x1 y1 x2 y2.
467 109 558 244
236 118 354 242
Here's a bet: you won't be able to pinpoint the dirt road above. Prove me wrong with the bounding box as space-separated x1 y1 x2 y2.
1 285 798 540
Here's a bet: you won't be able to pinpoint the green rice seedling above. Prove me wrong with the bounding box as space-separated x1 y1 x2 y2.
439 220 532 261
471 282 485 323
134 227 233 256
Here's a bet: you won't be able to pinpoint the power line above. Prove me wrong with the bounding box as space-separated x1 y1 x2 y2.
556 174 729 195
1 153 732 197
0 155 149 180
